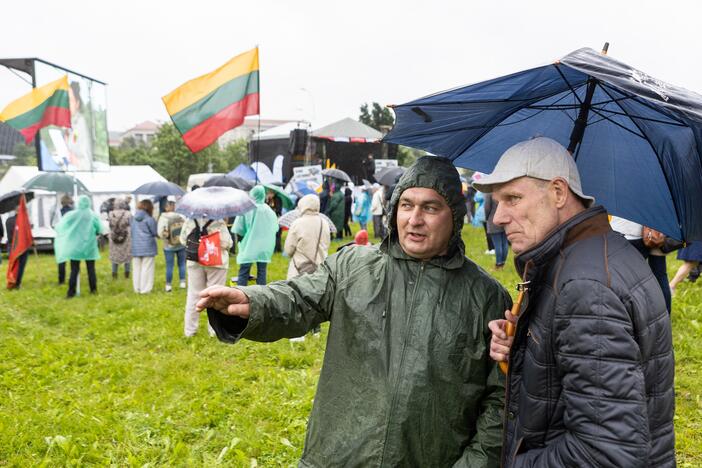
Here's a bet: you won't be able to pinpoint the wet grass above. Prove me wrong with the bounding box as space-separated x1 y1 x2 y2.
0 225 699 466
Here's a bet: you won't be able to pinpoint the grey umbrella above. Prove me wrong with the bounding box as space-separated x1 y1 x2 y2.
374 166 406 186
203 175 255 191
321 168 352 183
133 181 185 196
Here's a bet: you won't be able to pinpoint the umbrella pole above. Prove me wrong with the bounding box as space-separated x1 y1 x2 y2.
566 42 610 155
499 281 530 375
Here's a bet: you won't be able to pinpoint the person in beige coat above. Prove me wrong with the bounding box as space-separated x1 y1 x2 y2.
284 194 331 280
284 194 331 341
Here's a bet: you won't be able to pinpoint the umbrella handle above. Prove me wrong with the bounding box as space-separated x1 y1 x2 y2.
498 283 529 375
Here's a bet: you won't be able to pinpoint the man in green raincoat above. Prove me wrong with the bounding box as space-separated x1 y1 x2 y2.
199 157 510 467
324 181 345 239
54 195 105 297
232 185 279 286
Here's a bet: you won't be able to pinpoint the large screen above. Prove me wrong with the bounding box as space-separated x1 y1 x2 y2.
34 61 109 172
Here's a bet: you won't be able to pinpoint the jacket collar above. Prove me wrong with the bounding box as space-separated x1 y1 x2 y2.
380 235 466 270
514 206 610 280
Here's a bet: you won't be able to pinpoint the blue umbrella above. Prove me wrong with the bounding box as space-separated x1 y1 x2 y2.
227 163 258 181
385 46 702 241
133 181 185 196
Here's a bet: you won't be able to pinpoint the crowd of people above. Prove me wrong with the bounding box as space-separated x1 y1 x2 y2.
197 138 682 466
2 140 699 465
2 180 393 339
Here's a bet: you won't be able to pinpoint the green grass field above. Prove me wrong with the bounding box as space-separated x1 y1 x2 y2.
1 225 700 466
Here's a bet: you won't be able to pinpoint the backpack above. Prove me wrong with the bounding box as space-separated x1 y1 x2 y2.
185 219 213 262
166 215 184 247
110 212 128 244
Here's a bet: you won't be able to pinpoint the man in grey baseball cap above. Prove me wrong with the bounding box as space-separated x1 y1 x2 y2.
484 137 675 467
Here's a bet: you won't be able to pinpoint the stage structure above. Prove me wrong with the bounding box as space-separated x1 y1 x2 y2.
0 58 109 172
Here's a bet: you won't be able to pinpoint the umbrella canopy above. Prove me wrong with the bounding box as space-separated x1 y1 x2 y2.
374 166 406 186
227 163 258 182
361 179 374 190
278 209 337 233
175 186 255 219
321 168 352 183
22 172 90 194
0 190 34 214
385 47 702 241
204 175 255 191
262 183 294 210
133 181 185 197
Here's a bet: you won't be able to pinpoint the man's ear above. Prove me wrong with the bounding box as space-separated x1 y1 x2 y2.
549 178 570 209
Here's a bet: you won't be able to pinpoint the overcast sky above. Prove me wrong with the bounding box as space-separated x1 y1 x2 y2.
2 0 701 132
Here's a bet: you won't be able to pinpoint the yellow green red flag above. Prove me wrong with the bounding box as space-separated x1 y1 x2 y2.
0 75 71 144
162 47 260 153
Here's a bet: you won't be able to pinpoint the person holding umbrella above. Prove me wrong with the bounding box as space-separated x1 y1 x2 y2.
181 215 233 337
484 138 674 467
324 182 345 240
232 186 278 287
54 195 104 297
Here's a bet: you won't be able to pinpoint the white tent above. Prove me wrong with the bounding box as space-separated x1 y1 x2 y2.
0 165 167 245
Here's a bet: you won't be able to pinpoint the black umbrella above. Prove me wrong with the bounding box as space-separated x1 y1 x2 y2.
133 181 185 196
321 168 352 183
0 190 34 214
374 166 406 186
203 175 255 191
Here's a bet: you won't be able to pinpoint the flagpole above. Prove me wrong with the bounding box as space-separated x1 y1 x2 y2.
255 44 260 185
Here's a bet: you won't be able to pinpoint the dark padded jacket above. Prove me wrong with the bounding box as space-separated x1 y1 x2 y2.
502 206 675 467
209 156 512 467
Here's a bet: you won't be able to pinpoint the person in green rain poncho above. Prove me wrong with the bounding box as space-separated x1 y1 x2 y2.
54 195 105 297
232 185 279 286
324 181 345 239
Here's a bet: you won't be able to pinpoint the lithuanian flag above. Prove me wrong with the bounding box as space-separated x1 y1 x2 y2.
163 47 260 153
0 76 72 144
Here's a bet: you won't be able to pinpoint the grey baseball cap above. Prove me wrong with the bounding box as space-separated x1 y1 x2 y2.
472 137 595 206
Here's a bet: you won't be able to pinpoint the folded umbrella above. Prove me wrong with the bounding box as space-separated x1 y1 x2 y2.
175 186 255 219
385 45 702 241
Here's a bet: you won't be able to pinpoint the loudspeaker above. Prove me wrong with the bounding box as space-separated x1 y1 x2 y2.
289 128 308 155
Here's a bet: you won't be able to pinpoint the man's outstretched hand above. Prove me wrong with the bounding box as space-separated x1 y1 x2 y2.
488 309 517 363
196 286 250 318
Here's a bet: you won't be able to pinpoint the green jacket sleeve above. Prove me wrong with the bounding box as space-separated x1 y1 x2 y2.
452 286 510 468
208 256 338 343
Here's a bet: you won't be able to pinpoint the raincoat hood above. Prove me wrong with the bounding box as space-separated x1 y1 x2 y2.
250 185 266 204
133 209 147 222
298 194 320 216
386 156 467 256
77 195 91 210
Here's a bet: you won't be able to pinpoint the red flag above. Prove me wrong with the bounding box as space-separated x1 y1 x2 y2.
7 194 33 289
